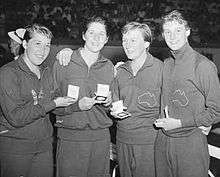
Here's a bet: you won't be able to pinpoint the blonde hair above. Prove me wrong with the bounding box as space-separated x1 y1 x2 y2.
121 22 152 43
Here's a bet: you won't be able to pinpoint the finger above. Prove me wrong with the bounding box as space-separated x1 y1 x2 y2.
59 52 63 66
69 98 77 102
64 53 69 66
110 107 114 112
165 105 169 118
56 51 59 60
95 100 105 104
110 111 117 118
103 97 111 104
91 96 96 100
63 52 69 66
154 118 166 123
123 106 127 110
154 122 164 128
107 91 112 98
57 52 62 65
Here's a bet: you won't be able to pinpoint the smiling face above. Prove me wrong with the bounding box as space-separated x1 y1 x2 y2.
122 29 149 60
23 32 51 66
163 20 190 51
82 22 108 53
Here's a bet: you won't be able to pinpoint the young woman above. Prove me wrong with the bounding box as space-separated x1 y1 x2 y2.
112 22 163 177
0 24 75 177
53 16 114 177
154 10 220 177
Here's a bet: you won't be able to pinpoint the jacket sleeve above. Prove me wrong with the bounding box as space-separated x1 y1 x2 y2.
52 102 81 115
181 60 220 127
0 68 56 128
112 76 120 102
51 61 81 115
111 62 121 102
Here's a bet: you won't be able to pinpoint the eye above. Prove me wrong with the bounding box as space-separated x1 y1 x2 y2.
177 28 182 33
88 31 94 35
46 44 51 48
122 39 127 43
164 31 170 35
131 39 137 43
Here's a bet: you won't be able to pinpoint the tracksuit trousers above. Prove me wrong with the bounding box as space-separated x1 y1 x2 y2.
154 130 209 177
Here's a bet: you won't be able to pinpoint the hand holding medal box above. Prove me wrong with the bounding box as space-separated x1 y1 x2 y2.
111 100 131 120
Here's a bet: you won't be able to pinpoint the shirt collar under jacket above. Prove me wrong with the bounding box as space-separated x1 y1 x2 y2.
119 52 154 74
170 42 194 63
17 54 48 76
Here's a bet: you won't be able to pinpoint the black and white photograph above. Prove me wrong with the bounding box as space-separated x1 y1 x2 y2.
0 0 220 177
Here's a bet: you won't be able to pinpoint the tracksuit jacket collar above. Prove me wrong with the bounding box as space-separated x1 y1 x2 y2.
70 48 108 66
17 54 48 77
119 52 154 74
170 42 194 64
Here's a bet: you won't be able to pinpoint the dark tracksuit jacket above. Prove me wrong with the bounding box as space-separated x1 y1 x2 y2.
53 48 114 177
155 43 220 177
0 55 56 153
0 56 56 176
113 52 163 177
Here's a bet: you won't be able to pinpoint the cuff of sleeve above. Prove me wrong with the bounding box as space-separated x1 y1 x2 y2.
102 104 111 112
180 117 196 128
40 101 56 113
68 101 80 112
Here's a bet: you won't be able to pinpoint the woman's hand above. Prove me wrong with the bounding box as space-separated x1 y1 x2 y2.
54 96 76 107
56 48 73 66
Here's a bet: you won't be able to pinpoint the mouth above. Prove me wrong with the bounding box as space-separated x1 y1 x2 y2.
35 55 44 59
126 50 134 54
91 42 100 46
169 41 178 45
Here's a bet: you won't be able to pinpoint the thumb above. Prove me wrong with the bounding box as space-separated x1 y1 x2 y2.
123 106 127 110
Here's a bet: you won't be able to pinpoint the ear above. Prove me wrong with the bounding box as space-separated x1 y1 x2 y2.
162 32 165 39
144 41 150 49
186 29 190 37
82 33 86 42
104 36 109 45
22 40 27 49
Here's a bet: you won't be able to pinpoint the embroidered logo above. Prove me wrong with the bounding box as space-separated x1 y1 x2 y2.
31 90 38 105
38 89 44 99
172 89 189 106
138 91 157 107
31 89 44 105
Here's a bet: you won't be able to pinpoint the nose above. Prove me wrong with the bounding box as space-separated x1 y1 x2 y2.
40 45 49 55
170 32 176 40
40 45 46 53
93 34 101 41
123 41 131 48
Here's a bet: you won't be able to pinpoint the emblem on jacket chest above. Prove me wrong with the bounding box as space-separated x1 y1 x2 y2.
31 89 44 105
171 89 189 106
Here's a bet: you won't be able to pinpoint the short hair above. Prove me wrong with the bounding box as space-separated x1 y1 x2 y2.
161 10 190 30
121 22 152 43
81 16 109 37
23 23 53 42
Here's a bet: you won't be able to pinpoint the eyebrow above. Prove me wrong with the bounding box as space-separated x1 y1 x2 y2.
88 29 106 33
32 39 51 44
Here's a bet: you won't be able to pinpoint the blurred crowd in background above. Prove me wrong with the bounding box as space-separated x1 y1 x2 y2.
0 0 220 45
